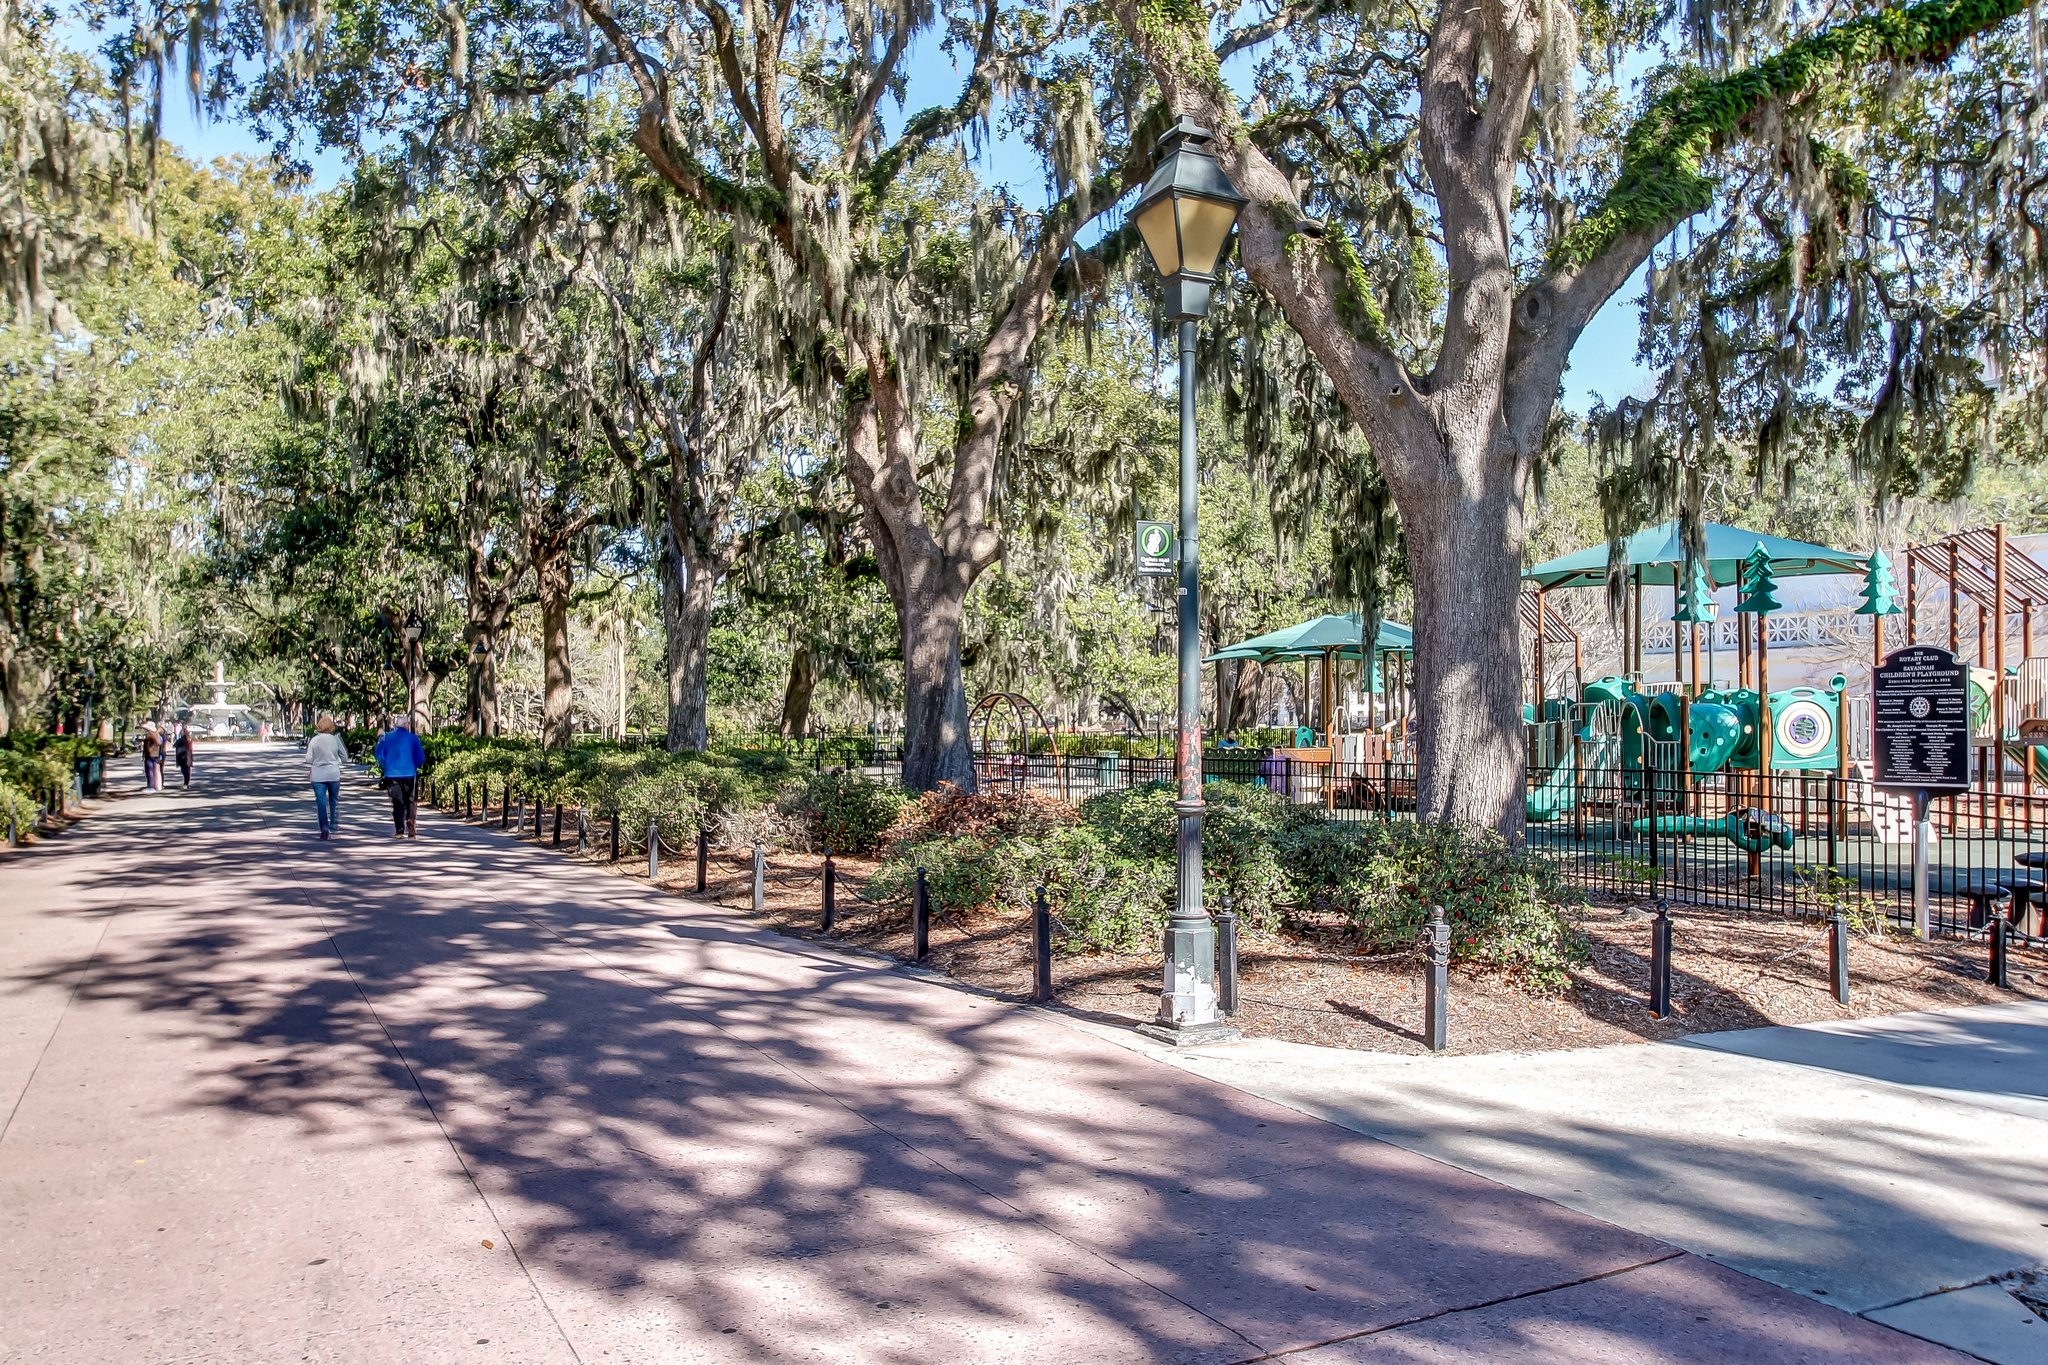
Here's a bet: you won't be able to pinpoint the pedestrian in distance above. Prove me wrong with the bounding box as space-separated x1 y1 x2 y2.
373 714 426 838
172 722 194 788
140 721 164 792
305 716 349 840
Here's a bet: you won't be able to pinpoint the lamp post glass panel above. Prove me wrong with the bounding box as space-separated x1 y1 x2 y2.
1132 118 1245 1042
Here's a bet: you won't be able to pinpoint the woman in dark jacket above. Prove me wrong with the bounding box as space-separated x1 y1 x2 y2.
173 723 194 788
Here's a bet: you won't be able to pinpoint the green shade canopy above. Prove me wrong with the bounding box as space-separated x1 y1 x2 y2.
1206 613 1413 664
1523 520 1866 590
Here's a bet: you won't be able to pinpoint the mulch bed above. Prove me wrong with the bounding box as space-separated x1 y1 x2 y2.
529 824 2048 1056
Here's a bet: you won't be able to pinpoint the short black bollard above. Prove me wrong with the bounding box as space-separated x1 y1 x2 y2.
752 842 766 913
610 813 620 862
1216 889 1239 1017
1828 911 1850 1004
821 848 837 931
533 797 543 839
696 829 709 893
1650 900 1674 1019
647 820 661 880
463 782 472 819
1990 916 2011 989
553 804 563 846
913 867 931 961
1423 904 1449 1052
501 784 511 829
577 810 588 853
1032 883 1053 1004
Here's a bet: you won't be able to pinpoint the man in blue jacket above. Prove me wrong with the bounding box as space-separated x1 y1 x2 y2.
373 715 427 838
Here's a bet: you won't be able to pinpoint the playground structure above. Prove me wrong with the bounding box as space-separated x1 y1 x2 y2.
1519 522 2048 864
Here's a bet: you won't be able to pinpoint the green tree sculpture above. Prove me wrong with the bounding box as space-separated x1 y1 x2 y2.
1672 560 1717 623
1856 549 1902 617
1738 545 1781 616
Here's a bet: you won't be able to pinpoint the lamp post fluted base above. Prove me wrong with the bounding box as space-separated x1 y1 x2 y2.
1136 1017 1241 1047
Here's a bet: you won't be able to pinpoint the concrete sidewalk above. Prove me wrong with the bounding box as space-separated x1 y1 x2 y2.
0 746 1964 1362
1103 990 2048 1360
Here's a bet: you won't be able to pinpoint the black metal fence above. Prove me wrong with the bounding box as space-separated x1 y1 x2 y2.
892 745 2048 946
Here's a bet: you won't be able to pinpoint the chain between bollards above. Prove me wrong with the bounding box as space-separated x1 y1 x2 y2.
1990 916 2011 989
821 848 837 931
1032 882 1053 1004
751 842 766 913
696 829 709 893
1649 900 1673 1019
1216 889 1239 1017
1423 904 1449 1052
1828 911 1850 1005
913 867 930 961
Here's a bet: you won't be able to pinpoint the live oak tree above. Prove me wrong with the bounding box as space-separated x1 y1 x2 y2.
137 0 1163 789
1115 0 2045 834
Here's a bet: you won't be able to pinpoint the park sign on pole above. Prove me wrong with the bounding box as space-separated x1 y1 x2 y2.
1135 521 1177 577
1871 646 1971 793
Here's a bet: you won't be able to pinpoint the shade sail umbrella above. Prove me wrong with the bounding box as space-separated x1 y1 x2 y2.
1524 520 1865 590
1206 612 1412 662
1206 613 1413 735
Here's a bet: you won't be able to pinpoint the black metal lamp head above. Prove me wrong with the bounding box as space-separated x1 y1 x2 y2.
1133 117 1248 321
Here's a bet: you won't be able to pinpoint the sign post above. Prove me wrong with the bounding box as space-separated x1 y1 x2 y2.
1871 646 1971 938
1135 521 1177 578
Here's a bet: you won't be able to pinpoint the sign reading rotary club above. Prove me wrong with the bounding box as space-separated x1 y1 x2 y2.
1871 645 1971 792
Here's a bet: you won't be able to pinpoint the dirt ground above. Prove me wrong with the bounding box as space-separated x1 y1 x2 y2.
548 830 2048 1057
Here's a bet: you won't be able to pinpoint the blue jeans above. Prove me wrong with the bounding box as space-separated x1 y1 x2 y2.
143 756 161 791
313 780 340 834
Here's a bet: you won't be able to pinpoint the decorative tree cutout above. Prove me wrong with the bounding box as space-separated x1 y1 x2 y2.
1672 560 1717 623
1856 549 1902 617
1738 545 1781 616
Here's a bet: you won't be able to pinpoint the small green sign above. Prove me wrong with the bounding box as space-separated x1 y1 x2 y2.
1136 521 1176 577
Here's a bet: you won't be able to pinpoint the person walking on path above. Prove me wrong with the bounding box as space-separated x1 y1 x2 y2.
140 722 164 792
372 715 425 838
172 722 194 788
305 717 349 840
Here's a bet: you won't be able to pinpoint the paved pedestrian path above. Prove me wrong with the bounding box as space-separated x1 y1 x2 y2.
0 746 1965 1362
1121 1011 2048 1361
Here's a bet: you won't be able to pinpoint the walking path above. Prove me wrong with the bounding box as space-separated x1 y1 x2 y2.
0 746 1975 1362
1115 1012 2048 1361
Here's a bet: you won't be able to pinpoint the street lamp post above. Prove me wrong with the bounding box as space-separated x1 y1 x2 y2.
1132 117 1246 1045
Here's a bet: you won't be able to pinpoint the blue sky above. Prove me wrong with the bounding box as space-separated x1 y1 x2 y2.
150 26 1651 411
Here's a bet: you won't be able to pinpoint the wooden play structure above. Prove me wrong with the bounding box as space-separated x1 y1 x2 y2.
1900 525 2048 802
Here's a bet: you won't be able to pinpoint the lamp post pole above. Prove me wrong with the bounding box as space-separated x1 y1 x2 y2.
1130 117 1244 1045
1148 313 1231 1037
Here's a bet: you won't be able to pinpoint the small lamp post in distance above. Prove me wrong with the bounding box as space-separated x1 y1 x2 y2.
1131 116 1246 1045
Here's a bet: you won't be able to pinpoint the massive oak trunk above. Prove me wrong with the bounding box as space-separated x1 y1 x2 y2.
536 546 574 749
661 530 717 752
1394 451 1532 837
897 576 974 790
779 642 816 738
466 640 501 737
846 379 984 792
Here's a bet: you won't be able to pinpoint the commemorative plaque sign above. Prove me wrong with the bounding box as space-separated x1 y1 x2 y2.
1872 645 1970 793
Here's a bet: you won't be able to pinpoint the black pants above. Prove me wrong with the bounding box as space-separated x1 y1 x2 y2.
176 755 191 787
386 776 417 834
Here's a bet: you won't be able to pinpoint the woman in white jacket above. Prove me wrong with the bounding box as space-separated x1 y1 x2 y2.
305 716 350 840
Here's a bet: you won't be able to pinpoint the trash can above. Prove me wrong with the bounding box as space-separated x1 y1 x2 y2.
1093 751 1121 789
74 754 103 797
